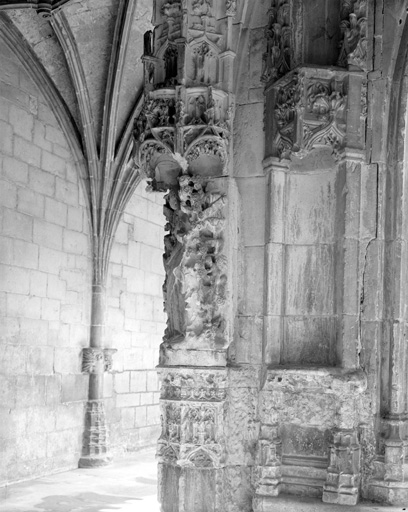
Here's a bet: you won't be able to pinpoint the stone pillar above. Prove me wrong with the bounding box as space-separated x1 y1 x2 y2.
79 282 116 468
253 424 282 510
323 430 361 505
135 2 237 510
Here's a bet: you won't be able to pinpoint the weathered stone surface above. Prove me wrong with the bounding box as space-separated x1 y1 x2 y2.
2 0 408 509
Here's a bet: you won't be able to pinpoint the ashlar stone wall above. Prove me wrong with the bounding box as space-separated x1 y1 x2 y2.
108 184 166 453
0 41 167 485
0 43 92 485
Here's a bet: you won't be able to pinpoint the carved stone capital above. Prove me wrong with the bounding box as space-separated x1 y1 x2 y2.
265 66 367 160
82 348 117 374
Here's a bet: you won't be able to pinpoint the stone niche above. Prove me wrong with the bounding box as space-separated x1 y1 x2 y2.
255 62 369 508
263 65 366 368
268 148 341 367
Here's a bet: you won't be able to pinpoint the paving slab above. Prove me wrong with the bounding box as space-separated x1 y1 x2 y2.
0 448 159 512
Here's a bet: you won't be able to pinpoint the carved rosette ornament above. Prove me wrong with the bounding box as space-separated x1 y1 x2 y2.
137 2 236 511
338 0 367 72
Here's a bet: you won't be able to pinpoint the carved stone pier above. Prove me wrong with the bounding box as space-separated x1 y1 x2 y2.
134 1 237 510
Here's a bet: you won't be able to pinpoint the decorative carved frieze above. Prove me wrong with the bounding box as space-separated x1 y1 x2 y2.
161 368 227 401
338 0 367 71
82 348 117 373
158 400 225 467
261 0 291 84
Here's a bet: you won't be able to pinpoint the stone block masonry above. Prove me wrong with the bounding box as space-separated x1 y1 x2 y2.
107 183 166 454
0 36 168 485
0 47 92 486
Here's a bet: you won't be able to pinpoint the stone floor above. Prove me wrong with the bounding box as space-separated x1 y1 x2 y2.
1 451 407 512
262 495 407 511
0 448 159 512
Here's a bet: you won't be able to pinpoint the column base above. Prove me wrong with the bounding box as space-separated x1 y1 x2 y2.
322 488 359 506
78 454 112 468
368 479 408 505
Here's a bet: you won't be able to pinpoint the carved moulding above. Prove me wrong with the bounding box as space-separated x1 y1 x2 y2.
261 0 291 84
160 367 227 401
264 66 366 161
338 0 367 72
253 367 369 507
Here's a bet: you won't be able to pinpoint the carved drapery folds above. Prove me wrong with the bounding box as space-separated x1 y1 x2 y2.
338 0 367 71
261 0 291 84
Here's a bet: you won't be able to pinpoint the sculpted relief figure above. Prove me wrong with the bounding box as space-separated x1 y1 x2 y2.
161 173 227 349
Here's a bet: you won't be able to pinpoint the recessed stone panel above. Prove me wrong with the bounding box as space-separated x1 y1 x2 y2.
282 317 337 366
285 245 335 316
